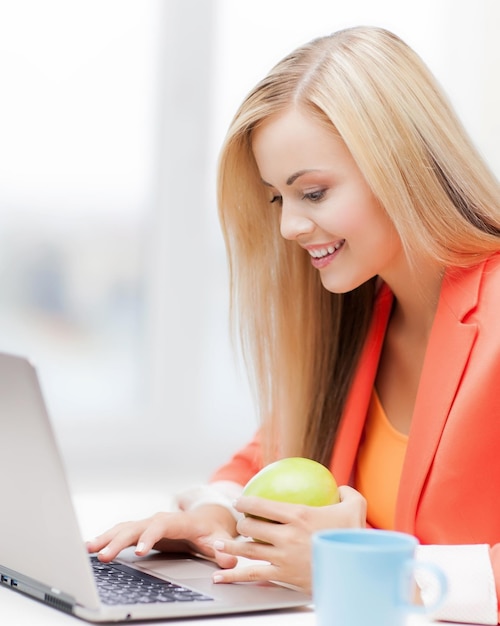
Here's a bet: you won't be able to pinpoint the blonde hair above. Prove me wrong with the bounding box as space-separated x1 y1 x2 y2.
217 26 500 465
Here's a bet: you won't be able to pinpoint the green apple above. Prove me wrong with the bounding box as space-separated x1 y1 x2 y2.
242 457 340 508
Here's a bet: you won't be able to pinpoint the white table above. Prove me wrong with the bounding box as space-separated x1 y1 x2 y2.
1 586 465 626
0 487 472 626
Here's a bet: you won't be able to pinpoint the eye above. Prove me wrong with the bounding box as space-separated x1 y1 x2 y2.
303 189 326 202
270 194 282 205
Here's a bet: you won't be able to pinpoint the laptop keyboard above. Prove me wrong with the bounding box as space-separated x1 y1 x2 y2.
90 557 214 606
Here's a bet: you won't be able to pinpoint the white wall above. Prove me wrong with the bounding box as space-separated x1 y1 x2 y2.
0 0 498 489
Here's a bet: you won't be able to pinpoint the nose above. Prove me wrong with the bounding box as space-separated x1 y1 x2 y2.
279 202 314 241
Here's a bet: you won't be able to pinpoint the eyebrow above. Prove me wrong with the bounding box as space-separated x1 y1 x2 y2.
261 169 321 188
286 169 319 185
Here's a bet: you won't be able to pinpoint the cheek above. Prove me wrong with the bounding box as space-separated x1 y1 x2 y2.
328 199 380 239
334 208 366 234
346 196 396 247
324 185 381 235
361 217 403 271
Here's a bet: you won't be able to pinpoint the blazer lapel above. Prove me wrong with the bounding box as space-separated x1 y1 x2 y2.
395 262 484 533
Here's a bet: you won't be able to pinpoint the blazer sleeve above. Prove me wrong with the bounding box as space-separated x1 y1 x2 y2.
415 544 498 624
209 430 263 486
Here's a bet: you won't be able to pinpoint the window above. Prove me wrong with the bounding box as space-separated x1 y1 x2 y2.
0 0 498 482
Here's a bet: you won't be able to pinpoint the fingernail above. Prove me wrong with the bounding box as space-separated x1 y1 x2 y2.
99 547 110 556
213 540 225 551
212 574 223 583
135 542 146 554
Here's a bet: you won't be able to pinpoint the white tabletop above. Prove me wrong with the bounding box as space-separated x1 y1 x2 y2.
0 587 455 626
0 486 472 626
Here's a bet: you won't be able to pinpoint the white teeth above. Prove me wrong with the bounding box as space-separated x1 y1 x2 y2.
309 241 344 258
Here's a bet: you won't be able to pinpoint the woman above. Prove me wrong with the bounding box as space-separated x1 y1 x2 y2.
88 26 500 623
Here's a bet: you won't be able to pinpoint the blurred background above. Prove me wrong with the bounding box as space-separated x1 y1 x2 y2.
0 0 499 492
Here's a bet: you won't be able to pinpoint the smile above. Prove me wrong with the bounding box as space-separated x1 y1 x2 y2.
308 240 345 258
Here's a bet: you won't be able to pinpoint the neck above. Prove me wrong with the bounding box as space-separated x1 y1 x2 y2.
382 259 445 339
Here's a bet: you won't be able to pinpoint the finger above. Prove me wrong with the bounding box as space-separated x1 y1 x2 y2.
134 515 180 556
337 485 367 526
213 538 275 563
87 524 145 561
86 538 105 554
338 485 363 502
212 550 239 569
101 522 155 561
233 496 294 524
206 528 243 568
234 496 315 526
97 531 141 562
212 563 278 585
86 526 129 554
236 515 281 544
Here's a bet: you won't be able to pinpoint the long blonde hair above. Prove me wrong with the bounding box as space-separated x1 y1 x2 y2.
217 26 500 465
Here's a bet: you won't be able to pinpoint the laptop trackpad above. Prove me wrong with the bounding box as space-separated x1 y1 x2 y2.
137 557 218 580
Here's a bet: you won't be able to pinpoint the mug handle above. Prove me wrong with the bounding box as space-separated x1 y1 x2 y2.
399 559 448 614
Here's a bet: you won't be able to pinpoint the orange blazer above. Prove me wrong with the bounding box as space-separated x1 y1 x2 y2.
212 254 500 547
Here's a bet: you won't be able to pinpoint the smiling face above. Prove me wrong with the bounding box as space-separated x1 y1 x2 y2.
251 107 404 294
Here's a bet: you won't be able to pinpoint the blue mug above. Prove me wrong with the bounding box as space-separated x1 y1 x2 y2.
312 529 447 626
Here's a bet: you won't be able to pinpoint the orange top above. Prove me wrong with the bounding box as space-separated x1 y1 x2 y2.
355 390 408 530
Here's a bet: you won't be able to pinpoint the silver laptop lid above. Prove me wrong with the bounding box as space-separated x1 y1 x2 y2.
0 352 100 611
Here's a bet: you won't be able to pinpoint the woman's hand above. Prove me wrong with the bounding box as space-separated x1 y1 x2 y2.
86 505 239 569
211 486 366 592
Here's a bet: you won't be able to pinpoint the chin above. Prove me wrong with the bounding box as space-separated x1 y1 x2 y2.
319 268 372 295
320 278 360 295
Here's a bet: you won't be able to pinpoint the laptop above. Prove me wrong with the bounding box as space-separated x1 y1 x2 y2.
0 351 311 622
